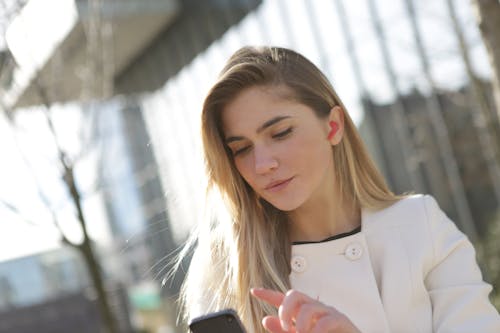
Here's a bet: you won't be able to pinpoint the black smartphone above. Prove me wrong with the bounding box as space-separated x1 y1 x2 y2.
189 309 247 333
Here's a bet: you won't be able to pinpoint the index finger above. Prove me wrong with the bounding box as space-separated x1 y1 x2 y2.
251 288 285 308
280 290 316 331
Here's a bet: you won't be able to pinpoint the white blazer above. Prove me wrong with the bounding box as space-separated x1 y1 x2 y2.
290 195 500 333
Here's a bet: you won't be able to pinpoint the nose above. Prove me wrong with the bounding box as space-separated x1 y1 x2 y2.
254 145 278 175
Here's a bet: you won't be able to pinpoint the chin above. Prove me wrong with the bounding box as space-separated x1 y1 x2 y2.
263 197 304 212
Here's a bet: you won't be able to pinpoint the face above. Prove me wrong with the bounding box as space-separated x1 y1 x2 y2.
222 86 339 212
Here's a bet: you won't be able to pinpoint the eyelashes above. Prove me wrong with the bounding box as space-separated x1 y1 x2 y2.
233 146 251 156
231 127 294 157
273 127 293 139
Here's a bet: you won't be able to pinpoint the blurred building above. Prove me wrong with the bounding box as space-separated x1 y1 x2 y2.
97 98 176 285
361 83 499 235
0 248 86 310
0 247 133 333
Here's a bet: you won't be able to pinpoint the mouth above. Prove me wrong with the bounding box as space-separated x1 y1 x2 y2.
264 177 294 192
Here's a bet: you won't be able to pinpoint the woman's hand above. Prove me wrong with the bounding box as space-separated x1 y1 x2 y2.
251 288 361 333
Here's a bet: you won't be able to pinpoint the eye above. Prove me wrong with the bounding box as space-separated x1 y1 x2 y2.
232 145 251 157
272 127 293 139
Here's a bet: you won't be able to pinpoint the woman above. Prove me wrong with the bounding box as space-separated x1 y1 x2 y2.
178 46 500 332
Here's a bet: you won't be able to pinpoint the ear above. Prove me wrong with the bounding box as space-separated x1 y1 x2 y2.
326 106 345 145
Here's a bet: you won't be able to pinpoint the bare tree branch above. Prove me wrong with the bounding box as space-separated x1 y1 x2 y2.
0 108 77 247
0 197 39 226
47 209 74 247
32 73 120 333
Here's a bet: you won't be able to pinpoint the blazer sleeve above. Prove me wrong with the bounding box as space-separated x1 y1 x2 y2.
423 195 500 332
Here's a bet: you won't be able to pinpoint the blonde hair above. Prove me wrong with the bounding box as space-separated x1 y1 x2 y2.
178 46 402 332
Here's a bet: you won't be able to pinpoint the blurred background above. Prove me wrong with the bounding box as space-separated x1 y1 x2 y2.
0 0 499 332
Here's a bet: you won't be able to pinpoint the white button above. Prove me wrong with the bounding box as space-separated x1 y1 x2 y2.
291 256 307 273
345 242 363 261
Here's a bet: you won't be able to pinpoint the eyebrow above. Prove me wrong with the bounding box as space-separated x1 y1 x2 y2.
225 116 292 143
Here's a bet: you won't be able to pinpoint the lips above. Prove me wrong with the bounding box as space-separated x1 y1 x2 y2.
264 177 294 191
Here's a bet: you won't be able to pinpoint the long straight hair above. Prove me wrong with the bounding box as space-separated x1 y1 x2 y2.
178 46 402 332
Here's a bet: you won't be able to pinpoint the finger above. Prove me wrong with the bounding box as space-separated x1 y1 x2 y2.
280 290 314 331
311 314 342 333
262 316 297 333
251 288 285 308
295 302 329 332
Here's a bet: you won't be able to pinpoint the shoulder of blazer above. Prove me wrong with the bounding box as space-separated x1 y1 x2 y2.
361 194 432 233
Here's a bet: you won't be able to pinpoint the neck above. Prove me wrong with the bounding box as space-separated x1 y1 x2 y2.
288 191 360 243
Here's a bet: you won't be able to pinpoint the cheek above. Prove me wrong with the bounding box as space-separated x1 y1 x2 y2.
284 134 333 184
285 131 329 164
234 157 255 185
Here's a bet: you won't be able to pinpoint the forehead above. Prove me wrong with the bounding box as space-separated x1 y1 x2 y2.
221 86 301 135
